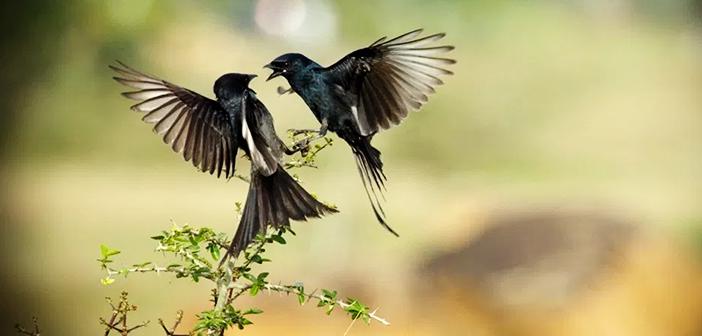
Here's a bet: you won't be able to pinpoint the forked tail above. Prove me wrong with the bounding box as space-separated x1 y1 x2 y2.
223 166 338 261
348 136 399 236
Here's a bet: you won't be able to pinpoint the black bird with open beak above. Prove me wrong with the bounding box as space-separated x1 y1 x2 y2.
111 62 337 260
264 29 455 236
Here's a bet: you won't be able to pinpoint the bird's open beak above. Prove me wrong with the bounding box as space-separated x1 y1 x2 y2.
264 63 283 81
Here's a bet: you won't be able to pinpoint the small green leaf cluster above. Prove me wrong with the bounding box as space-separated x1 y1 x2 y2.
193 306 262 333
97 223 388 334
150 224 227 281
99 224 230 285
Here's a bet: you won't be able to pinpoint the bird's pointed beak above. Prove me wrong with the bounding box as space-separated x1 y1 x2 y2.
264 63 283 81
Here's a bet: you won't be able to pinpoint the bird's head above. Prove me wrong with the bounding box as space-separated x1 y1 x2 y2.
264 53 312 81
213 73 257 99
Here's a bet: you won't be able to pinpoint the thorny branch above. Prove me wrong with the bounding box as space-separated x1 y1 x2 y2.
230 282 390 326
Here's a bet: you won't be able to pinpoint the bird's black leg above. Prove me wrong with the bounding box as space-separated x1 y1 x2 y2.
283 143 304 155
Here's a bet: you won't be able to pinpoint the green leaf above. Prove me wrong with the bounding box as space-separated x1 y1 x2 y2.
132 261 152 268
242 273 257 282
237 317 252 329
243 308 263 315
322 289 337 300
100 277 115 285
97 245 121 267
99 244 120 258
272 235 286 244
250 285 260 296
208 244 220 260
257 272 269 281
100 245 108 258
344 299 370 322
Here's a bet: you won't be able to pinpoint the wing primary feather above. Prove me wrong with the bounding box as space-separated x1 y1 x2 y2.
376 28 423 46
172 109 193 153
383 32 446 48
112 61 238 178
369 36 388 47
390 53 457 65
153 102 185 135
138 97 179 121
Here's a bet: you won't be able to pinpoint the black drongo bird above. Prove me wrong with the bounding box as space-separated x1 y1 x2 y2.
264 29 454 235
110 62 337 258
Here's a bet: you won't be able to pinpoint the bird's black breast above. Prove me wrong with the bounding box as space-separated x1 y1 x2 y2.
216 96 246 153
297 76 362 134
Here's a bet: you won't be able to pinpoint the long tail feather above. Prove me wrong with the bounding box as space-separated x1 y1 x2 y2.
223 166 337 261
349 136 399 236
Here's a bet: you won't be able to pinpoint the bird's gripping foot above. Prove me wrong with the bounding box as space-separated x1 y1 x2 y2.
288 121 328 156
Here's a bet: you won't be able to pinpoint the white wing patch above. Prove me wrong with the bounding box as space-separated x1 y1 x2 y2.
241 98 276 176
351 104 372 135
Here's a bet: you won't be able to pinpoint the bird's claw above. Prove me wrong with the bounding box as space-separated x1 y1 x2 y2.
292 138 311 156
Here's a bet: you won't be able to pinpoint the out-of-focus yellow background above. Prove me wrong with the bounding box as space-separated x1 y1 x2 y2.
2 0 702 335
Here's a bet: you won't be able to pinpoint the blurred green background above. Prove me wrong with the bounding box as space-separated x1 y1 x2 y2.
2 0 702 335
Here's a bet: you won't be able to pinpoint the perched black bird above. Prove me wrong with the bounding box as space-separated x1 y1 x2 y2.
110 62 337 258
264 29 454 235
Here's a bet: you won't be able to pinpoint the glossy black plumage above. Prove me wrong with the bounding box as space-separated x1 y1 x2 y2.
111 62 337 259
265 29 454 235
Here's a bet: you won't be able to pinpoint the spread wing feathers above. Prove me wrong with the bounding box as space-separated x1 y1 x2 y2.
241 92 278 176
111 61 237 178
327 28 455 136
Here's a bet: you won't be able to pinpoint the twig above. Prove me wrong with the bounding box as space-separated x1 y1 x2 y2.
229 283 390 326
99 292 150 335
159 310 191 336
284 137 333 170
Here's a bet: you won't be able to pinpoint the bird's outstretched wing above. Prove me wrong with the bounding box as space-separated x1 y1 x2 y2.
111 61 237 178
241 90 279 176
325 29 455 136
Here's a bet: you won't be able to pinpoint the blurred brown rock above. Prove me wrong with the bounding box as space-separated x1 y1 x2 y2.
417 208 702 336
